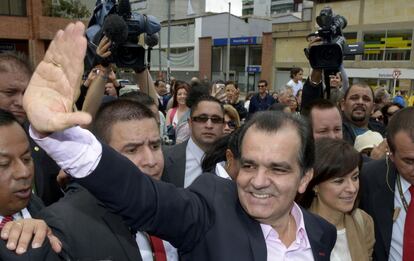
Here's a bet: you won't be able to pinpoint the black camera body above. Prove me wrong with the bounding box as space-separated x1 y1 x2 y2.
85 0 160 70
308 7 348 70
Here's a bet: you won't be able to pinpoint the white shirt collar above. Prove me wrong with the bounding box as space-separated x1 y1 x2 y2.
187 137 205 164
399 175 412 195
0 208 31 221
215 161 232 180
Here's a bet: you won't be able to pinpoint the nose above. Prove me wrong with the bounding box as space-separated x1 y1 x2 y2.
345 178 358 194
205 118 214 129
139 146 157 169
13 159 32 180
250 168 271 189
12 93 24 108
327 131 337 139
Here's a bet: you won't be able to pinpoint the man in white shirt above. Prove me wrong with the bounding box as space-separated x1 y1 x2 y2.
162 95 225 188
360 107 414 261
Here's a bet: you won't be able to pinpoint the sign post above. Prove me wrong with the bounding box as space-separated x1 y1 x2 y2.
392 69 401 97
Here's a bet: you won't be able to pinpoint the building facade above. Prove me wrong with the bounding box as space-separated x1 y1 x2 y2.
150 13 272 91
0 0 92 66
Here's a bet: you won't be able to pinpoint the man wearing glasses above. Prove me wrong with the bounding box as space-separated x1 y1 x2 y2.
162 96 225 188
248 80 276 116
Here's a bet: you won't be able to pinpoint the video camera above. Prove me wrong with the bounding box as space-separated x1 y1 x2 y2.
306 7 363 70
85 0 161 71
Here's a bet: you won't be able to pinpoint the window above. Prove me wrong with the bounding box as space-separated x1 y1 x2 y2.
249 46 262 65
343 32 357 61
212 47 221 72
363 30 412 61
151 47 194 68
0 0 26 16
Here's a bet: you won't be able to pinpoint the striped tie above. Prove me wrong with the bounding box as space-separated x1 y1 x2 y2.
0 215 14 229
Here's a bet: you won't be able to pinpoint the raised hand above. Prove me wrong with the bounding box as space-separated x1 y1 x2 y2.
23 22 92 134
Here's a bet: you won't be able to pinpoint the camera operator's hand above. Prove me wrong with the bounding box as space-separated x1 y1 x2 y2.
306 37 323 86
370 139 389 160
97 36 112 59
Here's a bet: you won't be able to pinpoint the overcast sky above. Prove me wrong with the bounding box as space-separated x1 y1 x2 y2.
205 0 242 16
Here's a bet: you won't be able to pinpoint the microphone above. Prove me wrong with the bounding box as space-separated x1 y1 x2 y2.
145 33 159 47
118 0 131 18
102 14 128 46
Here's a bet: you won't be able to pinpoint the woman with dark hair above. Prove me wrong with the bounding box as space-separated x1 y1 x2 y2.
201 128 241 180
165 81 191 143
298 138 374 261
380 102 403 126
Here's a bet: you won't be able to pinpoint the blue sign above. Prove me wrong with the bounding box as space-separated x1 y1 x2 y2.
213 37 258 46
247 65 261 73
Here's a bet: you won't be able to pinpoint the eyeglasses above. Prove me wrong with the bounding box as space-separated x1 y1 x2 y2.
225 120 237 129
192 115 224 124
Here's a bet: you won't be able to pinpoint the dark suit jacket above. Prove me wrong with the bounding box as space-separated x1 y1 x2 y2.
38 183 141 261
0 195 61 261
24 122 63 206
161 141 188 187
360 158 396 261
77 144 336 261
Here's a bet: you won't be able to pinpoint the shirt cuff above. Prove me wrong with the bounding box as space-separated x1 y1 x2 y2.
29 125 102 178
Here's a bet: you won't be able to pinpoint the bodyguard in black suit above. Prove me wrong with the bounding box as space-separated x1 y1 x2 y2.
38 183 141 261
0 110 60 260
360 107 414 261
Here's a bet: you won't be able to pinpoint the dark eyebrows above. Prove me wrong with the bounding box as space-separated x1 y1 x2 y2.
268 161 292 171
149 138 161 146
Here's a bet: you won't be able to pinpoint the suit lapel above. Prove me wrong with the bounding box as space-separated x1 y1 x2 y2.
166 141 187 187
27 194 45 217
372 163 397 256
236 201 267 261
101 209 142 261
303 210 331 261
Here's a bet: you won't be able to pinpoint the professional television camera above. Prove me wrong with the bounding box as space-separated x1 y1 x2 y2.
306 7 363 70
85 0 160 71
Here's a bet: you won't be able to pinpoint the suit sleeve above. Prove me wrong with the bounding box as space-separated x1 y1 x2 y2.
301 78 323 110
0 237 61 261
77 144 214 253
37 207 74 260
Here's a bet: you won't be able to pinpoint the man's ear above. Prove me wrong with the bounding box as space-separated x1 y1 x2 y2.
298 169 314 194
340 98 345 112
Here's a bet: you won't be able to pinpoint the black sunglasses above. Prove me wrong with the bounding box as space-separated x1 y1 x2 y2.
225 120 237 129
192 115 224 124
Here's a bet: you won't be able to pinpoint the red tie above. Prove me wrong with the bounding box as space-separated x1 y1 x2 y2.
403 186 414 261
149 235 167 261
0 215 14 229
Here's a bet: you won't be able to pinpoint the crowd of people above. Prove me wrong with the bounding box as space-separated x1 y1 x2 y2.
0 21 413 261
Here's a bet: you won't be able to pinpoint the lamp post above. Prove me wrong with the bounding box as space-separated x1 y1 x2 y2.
226 2 231 81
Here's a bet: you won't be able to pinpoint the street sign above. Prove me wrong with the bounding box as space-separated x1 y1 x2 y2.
392 69 402 97
393 69 402 79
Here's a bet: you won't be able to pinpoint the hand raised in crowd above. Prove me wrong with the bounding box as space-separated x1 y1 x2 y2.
211 83 227 103
96 35 112 59
23 22 91 134
1 219 62 254
370 138 389 160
